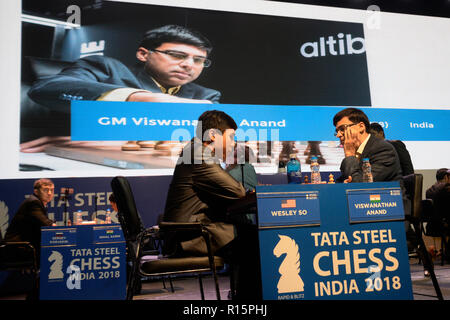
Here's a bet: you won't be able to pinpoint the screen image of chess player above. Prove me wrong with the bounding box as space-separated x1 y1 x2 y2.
4 179 56 265
22 24 220 152
369 122 414 176
163 110 261 299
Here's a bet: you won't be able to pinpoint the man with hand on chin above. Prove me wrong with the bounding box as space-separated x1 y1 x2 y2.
332 108 403 183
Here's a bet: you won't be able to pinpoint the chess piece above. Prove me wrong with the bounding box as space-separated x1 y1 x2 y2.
328 173 335 184
137 141 156 148
303 175 309 184
121 141 140 151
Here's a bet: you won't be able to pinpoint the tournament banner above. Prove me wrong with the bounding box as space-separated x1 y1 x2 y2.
256 182 413 300
40 224 126 300
71 101 450 141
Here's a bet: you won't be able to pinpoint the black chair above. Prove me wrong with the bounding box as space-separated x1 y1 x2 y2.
0 230 38 298
21 57 72 143
403 173 443 300
110 176 224 300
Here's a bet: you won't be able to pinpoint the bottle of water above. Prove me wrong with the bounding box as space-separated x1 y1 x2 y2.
106 209 112 224
310 156 321 184
362 158 373 182
74 210 83 225
286 154 302 184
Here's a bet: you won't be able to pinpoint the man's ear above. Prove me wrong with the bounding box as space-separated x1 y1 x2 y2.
136 47 149 62
208 129 217 142
359 122 366 134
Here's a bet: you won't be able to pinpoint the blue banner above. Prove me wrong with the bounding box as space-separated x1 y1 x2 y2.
257 182 413 300
40 224 126 300
71 101 450 141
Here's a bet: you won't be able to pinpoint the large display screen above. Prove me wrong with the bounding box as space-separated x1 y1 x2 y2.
1 0 449 179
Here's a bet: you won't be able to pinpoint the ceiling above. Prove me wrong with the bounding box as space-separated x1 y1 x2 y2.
22 0 450 20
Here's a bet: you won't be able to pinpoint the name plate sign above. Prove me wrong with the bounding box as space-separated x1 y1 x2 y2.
41 228 77 247
256 190 321 228
346 188 405 223
93 225 124 244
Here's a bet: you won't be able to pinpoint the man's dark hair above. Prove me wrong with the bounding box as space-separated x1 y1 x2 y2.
436 168 449 181
333 108 371 132
369 122 385 139
109 193 116 203
33 178 54 190
139 24 212 55
196 110 237 141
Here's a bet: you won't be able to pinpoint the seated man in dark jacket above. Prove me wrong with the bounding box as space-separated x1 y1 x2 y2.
163 110 260 299
163 110 245 255
369 122 414 176
333 108 410 215
333 108 404 184
426 168 450 200
5 178 55 264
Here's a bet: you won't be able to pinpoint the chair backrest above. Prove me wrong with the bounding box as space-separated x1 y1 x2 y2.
403 173 423 218
110 176 145 241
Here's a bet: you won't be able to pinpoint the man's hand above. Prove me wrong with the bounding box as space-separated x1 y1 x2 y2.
343 126 361 157
127 91 212 104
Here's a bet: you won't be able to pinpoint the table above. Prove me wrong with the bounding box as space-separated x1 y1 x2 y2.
40 224 126 300
256 182 413 300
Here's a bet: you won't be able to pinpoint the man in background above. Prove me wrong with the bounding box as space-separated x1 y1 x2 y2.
369 122 414 176
4 178 55 260
426 168 450 200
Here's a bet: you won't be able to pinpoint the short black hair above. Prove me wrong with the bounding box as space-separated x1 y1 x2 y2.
139 24 212 55
109 193 116 203
436 168 449 181
333 108 371 132
196 110 237 141
369 122 385 138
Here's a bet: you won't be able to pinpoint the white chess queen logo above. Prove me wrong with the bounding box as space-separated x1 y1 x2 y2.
48 250 64 280
273 235 304 293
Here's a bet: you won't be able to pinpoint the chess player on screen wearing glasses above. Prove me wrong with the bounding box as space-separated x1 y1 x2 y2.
23 24 220 152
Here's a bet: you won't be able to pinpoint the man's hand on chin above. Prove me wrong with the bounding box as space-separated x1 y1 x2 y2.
343 127 361 157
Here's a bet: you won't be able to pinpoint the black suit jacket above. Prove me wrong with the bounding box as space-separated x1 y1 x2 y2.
28 55 221 113
163 138 246 255
388 140 414 176
4 194 54 253
339 135 403 183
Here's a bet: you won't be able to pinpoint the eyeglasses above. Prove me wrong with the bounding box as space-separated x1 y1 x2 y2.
334 123 358 136
151 49 211 68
